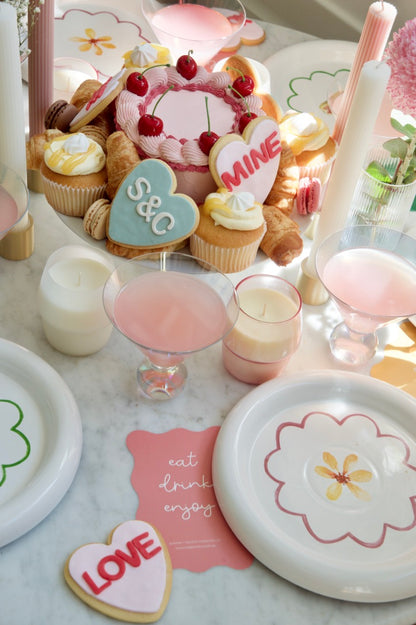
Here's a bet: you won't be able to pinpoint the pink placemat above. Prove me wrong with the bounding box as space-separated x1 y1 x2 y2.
126 427 253 572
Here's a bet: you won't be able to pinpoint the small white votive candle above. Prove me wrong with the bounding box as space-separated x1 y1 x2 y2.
222 274 302 385
38 245 114 356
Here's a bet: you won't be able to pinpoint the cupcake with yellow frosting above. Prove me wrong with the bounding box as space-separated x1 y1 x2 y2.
123 42 172 70
279 111 337 185
41 133 107 217
190 188 266 273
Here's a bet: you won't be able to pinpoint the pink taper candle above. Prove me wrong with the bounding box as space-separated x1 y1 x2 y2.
332 1 397 144
28 0 54 137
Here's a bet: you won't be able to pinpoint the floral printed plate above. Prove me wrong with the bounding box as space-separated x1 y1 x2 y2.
0 339 82 547
264 40 357 131
212 370 416 602
54 3 154 79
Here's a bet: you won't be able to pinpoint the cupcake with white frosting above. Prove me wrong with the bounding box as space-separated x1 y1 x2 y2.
190 188 266 273
41 133 107 217
279 111 337 185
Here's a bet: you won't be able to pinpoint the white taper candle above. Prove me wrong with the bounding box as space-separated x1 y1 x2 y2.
305 60 391 278
0 3 27 184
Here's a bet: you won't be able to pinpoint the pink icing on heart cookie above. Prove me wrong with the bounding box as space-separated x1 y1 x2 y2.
208 116 281 204
64 520 172 623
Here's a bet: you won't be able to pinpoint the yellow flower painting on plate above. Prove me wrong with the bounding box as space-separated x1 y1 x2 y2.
315 452 372 501
70 28 116 56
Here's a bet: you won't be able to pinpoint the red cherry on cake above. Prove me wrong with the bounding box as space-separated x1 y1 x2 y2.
176 50 198 80
138 113 163 136
226 67 255 98
198 96 219 155
126 71 149 96
137 85 174 136
239 112 258 133
198 130 219 155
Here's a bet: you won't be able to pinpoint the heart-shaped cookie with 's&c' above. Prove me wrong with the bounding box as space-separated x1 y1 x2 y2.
208 116 281 205
64 520 172 623
107 159 200 251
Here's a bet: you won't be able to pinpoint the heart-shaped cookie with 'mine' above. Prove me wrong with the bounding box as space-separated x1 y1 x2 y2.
107 159 200 250
209 116 281 205
64 520 172 623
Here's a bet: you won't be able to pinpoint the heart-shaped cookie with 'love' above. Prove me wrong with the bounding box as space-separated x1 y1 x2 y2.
208 116 281 205
107 159 200 251
64 520 172 623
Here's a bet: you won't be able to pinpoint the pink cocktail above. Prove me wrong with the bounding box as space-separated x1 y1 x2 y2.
141 0 246 66
316 225 416 366
103 252 238 399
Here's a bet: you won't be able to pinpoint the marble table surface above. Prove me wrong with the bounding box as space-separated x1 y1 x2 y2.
2 16 416 625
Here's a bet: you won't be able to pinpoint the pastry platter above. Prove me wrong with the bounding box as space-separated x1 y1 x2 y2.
264 40 357 131
0 339 82 547
212 370 416 602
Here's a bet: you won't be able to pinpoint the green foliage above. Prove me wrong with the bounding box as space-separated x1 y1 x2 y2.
365 119 416 185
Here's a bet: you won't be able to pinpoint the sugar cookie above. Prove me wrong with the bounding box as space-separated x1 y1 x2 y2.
64 520 172 623
70 69 129 132
208 116 281 205
106 159 199 254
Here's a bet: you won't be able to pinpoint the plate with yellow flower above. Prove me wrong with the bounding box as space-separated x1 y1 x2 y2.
212 370 416 602
54 3 154 79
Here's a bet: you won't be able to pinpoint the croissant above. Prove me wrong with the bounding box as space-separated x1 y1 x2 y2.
26 129 63 170
106 131 140 200
265 139 299 215
260 204 303 266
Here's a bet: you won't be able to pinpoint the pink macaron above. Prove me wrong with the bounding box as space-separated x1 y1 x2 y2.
296 177 321 215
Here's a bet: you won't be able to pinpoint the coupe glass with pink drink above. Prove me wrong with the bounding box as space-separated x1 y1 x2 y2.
316 225 416 367
141 0 246 66
103 251 239 400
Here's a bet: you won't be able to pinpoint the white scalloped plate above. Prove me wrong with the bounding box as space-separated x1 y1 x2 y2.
264 40 357 131
212 370 416 602
0 339 82 547
54 4 154 79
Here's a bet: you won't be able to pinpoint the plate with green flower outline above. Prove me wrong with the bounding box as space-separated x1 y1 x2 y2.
0 338 82 547
264 40 357 131
213 370 416 602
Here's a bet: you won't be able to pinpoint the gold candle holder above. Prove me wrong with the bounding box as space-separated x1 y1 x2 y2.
296 257 329 306
0 213 34 260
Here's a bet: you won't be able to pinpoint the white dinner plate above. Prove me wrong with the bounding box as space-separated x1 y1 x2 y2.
264 40 357 130
0 339 82 547
212 370 416 603
54 3 154 79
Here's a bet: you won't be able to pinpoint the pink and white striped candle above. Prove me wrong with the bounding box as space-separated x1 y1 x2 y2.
28 0 54 137
332 1 397 144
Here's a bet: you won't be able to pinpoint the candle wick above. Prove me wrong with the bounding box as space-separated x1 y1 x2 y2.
261 303 266 317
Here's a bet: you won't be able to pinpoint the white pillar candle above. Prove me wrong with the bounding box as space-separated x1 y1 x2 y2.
38 246 114 356
305 60 391 278
0 3 27 184
222 275 302 385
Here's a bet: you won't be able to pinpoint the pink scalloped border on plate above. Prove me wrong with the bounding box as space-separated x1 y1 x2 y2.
54 5 152 79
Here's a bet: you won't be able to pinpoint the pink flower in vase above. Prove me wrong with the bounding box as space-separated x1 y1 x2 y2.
384 17 416 117
381 18 416 185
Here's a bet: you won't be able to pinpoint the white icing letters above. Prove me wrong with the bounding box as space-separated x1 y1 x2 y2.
128 175 176 236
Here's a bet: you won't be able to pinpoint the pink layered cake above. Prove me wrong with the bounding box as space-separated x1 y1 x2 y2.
115 64 267 204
